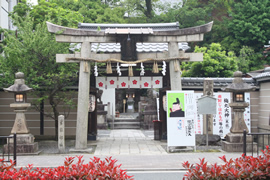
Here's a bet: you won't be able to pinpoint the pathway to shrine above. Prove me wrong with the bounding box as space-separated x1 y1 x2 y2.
93 129 167 155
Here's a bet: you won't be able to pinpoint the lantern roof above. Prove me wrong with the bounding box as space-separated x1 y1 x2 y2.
222 71 256 92
3 72 32 93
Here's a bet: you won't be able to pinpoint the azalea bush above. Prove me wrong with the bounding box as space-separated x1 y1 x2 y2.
0 156 133 180
183 145 270 180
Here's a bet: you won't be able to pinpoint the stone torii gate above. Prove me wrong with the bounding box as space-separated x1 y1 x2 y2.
47 21 213 150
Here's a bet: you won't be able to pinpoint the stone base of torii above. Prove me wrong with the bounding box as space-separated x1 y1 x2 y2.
46 21 213 150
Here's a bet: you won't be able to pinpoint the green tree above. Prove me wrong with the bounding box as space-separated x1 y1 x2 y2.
11 0 84 28
237 46 265 74
0 14 78 138
182 43 238 77
49 0 126 23
224 0 270 53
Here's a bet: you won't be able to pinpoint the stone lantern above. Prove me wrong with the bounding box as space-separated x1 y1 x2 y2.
4 72 39 154
221 71 256 152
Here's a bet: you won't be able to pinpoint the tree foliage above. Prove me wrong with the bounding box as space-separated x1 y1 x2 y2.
182 43 238 77
49 0 126 23
0 14 78 137
236 46 265 74
224 0 270 53
11 0 84 28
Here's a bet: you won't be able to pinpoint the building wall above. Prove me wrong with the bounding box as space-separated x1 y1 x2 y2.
0 91 78 137
0 0 9 29
101 88 115 117
258 82 270 132
250 91 259 133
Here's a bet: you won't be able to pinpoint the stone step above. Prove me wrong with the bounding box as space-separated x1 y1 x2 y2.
108 121 141 129
113 118 139 123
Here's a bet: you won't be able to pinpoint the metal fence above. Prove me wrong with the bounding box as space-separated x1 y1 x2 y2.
243 129 270 157
0 133 16 166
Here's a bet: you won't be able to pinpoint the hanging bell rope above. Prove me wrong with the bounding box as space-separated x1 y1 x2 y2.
106 61 112 74
152 61 159 73
128 65 133 76
174 60 180 72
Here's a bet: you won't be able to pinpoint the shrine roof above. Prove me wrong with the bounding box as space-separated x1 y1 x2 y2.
78 22 179 31
47 21 213 37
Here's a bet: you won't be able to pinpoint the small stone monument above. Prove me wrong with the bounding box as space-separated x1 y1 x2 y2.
142 89 158 129
96 89 108 129
58 115 65 153
222 71 256 152
3 72 40 154
203 78 214 135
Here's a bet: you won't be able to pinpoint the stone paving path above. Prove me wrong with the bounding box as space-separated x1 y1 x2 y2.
91 130 167 155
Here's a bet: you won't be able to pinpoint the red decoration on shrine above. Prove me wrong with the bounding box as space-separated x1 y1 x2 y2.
132 80 137 85
98 82 103 87
144 82 149 87
155 80 160 85
109 80 115 85
121 82 126 87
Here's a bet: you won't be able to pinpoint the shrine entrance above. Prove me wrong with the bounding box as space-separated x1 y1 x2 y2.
46 21 213 150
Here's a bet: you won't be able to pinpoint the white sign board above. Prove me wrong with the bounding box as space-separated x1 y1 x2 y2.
167 91 196 147
194 92 251 138
244 93 251 132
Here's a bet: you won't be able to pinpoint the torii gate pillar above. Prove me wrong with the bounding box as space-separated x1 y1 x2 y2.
169 42 182 90
75 42 91 149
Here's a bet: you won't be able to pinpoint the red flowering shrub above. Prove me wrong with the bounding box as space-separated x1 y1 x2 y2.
182 145 270 180
0 156 133 180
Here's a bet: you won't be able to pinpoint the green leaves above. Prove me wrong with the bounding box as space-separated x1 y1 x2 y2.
227 0 270 52
11 0 84 28
182 43 238 77
0 13 78 133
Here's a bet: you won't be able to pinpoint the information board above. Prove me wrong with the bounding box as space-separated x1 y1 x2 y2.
167 91 196 147
194 92 251 138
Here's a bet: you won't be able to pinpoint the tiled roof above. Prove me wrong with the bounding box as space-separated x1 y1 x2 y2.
181 77 257 89
74 22 189 52
78 22 179 31
253 67 270 80
89 42 189 52
254 72 270 79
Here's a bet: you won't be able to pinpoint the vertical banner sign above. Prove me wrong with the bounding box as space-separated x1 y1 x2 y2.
212 93 231 138
167 91 196 147
156 98 160 121
195 93 203 134
244 93 251 132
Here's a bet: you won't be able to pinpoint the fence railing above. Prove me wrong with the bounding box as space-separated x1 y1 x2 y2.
243 129 270 157
0 133 16 166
